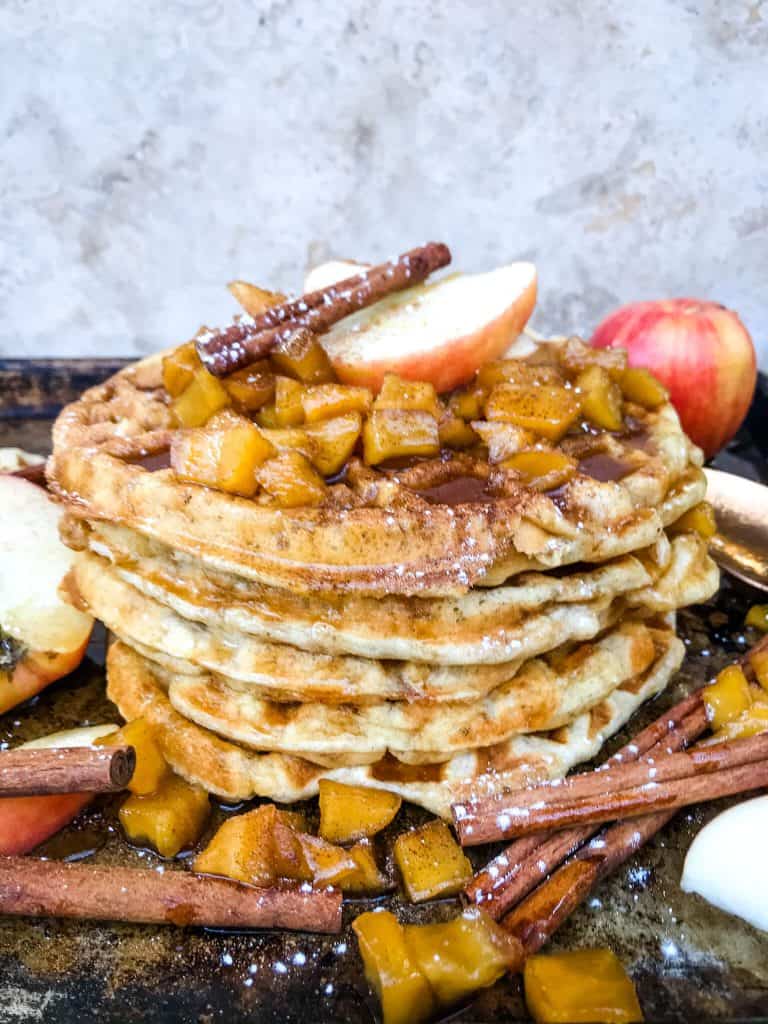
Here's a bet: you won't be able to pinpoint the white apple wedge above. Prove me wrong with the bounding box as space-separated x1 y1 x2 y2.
303 260 370 294
0 474 94 714
307 261 537 393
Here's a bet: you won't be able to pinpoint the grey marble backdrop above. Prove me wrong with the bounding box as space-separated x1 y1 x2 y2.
1 0 766 364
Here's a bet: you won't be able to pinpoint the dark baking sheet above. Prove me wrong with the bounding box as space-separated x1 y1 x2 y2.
1 360 767 1023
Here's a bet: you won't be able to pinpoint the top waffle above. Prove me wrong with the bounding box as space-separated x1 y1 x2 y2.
48 333 706 598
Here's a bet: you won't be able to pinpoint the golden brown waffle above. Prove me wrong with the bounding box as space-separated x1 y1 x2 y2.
49 351 706 598
106 635 684 818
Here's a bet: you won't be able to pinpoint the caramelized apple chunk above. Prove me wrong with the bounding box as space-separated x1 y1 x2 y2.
352 911 436 1024
746 605 768 633
749 644 768 691
484 384 581 442
227 280 285 317
258 426 317 461
255 450 327 507
502 450 577 491
274 376 305 427
404 908 520 1009
523 948 643 1023
301 383 372 423
619 367 668 409
95 717 168 795
477 360 561 392
291 833 358 887
270 330 335 384
576 365 624 431
669 502 717 539
194 803 283 885
375 374 441 416
162 341 201 398
472 421 535 462
438 411 478 449
712 704 768 741
704 664 753 730
343 842 390 895
393 819 472 902
172 365 231 428
305 413 362 476
449 387 485 422
223 361 276 412
560 337 628 377
363 410 440 465
318 780 402 843
119 773 210 858
171 411 275 497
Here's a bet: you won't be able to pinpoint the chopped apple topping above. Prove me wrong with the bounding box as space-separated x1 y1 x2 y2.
119 773 210 858
318 780 402 843
502 450 577 491
301 383 373 423
273 376 306 427
363 409 440 465
343 841 390 895
749 644 768 691
95 716 168 795
352 911 436 1024
437 411 477 449
171 365 231 428
255 450 327 507
393 819 472 902
577 365 624 431
194 804 282 885
472 420 535 463
484 384 581 442
704 664 753 730
619 366 668 409
746 605 768 634
523 948 643 1023
162 341 201 398
305 414 362 476
669 502 717 539
374 374 441 417
270 330 335 383
223 360 276 412
560 337 628 377
171 411 275 497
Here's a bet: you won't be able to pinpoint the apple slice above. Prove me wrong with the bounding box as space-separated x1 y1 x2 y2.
0 724 119 855
312 262 537 393
0 474 94 715
304 259 370 294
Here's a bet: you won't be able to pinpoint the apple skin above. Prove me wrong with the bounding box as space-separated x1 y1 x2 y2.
592 299 757 459
0 638 92 716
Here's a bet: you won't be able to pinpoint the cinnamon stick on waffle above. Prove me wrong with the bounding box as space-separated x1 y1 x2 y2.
0 857 342 934
0 746 135 797
196 242 451 376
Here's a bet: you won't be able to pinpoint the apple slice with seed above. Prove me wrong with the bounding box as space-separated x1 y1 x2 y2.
307 261 537 394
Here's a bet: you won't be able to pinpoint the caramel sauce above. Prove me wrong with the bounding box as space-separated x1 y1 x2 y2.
577 453 634 483
128 449 172 472
370 754 442 783
417 476 493 506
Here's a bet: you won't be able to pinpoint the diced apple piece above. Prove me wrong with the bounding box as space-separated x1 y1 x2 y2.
560 338 627 377
293 833 358 887
343 842 390 895
477 360 562 392
171 365 230 427
304 260 370 293
194 804 281 885
322 263 537 394
669 502 717 540
712 705 768 741
305 414 362 476
270 330 335 384
393 819 472 902
171 412 275 497
503 450 577 491
119 773 210 858
318 780 402 843
223 360 276 412
523 948 643 1023
438 412 477 450
619 367 668 409
302 384 372 423
746 605 768 634
577 365 624 431
449 388 485 422
0 724 118 856
374 374 441 416
254 402 281 428
352 910 436 1024
749 645 768 691
95 716 168 795
362 410 440 465
485 384 581 442
228 280 285 317
274 376 305 427
472 421 535 463
258 427 317 461
704 664 753 730
0 476 94 714
255 451 327 507
404 908 520 1008
162 342 201 398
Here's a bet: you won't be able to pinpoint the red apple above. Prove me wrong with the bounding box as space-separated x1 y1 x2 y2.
313 262 537 393
0 725 118 855
0 474 94 714
591 299 757 459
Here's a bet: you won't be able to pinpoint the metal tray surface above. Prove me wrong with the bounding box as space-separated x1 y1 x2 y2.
0 360 767 1023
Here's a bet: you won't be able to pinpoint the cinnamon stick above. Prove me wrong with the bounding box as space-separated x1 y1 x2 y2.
196 242 452 376
456 730 768 845
465 704 706 917
0 856 342 933
0 746 135 797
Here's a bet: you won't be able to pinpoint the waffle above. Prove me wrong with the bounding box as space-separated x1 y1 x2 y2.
49 350 706 599
106 634 684 818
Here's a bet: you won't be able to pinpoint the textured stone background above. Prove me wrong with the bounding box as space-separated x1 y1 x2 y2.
1 0 766 364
